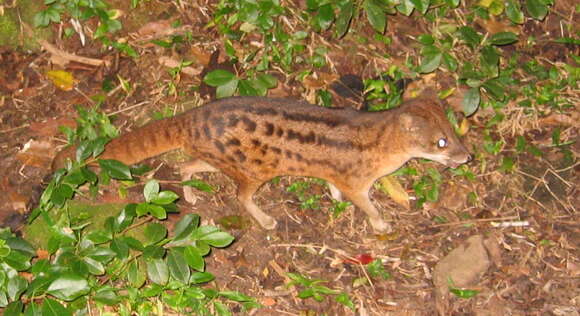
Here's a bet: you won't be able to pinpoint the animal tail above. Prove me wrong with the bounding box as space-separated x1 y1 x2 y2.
52 115 189 171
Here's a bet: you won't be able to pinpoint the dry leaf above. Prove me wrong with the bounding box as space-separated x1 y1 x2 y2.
379 175 410 209
29 117 76 137
46 70 75 91
190 46 212 65
16 140 53 168
158 56 202 76
303 75 326 89
458 119 470 136
136 20 173 37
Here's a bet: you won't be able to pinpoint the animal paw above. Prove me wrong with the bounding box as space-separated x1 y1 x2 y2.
258 216 278 230
371 219 392 233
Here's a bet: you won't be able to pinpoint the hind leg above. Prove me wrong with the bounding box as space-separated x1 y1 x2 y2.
179 159 218 204
237 178 277 230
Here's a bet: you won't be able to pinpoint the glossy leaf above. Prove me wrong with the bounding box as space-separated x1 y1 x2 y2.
506 0 524 24
173 214 200 240
167 249 190 283
98 159 131 180
146 258 169 285
419 50 442 73
364 0 386 33
199 231 235 248
184 246 205 271
204 69 236 87
46 274 89 301
40 298 71 316
216 79 239 99
462 88 480 116
151 190 179 205
182 179 215 193
489 32 518 45
143 180 159 203
335 0 354 38
190 272 215 284
525 0 549 20
145 223 167 245
127 260 146 288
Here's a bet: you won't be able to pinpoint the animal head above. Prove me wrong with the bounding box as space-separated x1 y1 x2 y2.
399 98 472 168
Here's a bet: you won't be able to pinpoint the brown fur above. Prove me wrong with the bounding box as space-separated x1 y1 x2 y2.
53 96 471 232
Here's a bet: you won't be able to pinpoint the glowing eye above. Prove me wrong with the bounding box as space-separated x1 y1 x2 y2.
437 138 448 148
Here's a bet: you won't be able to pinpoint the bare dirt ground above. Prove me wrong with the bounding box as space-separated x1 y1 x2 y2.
0 0 578 315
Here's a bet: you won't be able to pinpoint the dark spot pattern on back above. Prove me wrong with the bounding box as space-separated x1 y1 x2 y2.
203 124 212 139
227 114 239 127
264 122 275 136
213 140 225 154
233 149 246 163
212 117 225 136
225 138 241 147
240 116 257 132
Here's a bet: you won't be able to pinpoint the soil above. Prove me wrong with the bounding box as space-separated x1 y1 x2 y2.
0 1 578 315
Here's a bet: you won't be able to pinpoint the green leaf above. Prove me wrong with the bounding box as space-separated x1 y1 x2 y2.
173 214 200 240
462 88 480 116
145 223 167 245
83 257 105 275
98 159 131 180
127 260 146 288
146 258 169 285
94 288 121 305
239 79 259 96
489 32 518 45
335 0 354 38
203 70 236 87
364 0 387 33
151 190 179 205
200 231 235 248
214 301 232 316
50 183 74 206
216 79 239 99
143 180 159 203
442 52 458 71
184 246 205 271
5 301 23 315
46 274 89 301
314 3 334 31
482 78 505 100
506 0 524 24
417 34 435 45
396 0 415 16
7 275 27 301
167 249 191 283
182 179 214 193
335 292 355 311
41 298 71 316
419 50 442 73
458 26 482 49
110 238 129 259
525 0 549 20
410 0 429 14
255 74 278 89
136 203 167 219
190 271 214 284
480 45 499 77
143 245 165 259
450 287 479 298
219 291 254 302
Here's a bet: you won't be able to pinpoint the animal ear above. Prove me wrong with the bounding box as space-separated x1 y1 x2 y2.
399 113 419 132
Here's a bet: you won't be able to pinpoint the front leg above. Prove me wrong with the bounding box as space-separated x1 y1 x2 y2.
341 187 392 233
236 178 277 230
179 159 219 204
